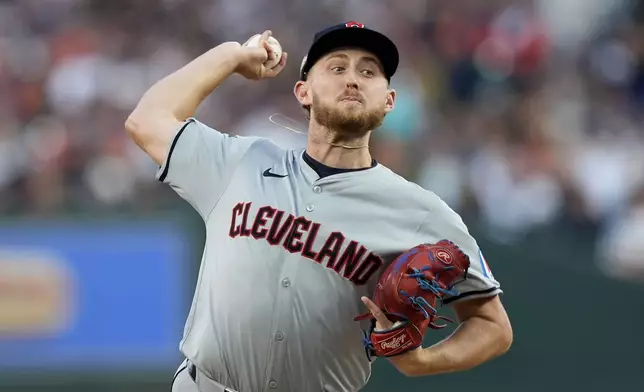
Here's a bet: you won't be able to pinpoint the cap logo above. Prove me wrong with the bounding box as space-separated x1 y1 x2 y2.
345 21 365 28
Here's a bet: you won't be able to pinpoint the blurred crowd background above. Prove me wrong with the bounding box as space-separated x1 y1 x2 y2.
1 0 644 391
3 0 644 271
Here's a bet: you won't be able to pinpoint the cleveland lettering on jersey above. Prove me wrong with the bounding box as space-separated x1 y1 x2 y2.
229 201 383 285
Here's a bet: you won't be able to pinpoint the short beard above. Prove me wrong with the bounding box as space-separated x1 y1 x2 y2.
311 94 385 136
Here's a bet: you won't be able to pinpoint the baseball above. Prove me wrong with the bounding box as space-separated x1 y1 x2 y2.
245 34 282 69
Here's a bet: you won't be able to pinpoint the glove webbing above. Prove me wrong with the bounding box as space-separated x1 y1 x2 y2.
400 266 461 327
407 265 460 298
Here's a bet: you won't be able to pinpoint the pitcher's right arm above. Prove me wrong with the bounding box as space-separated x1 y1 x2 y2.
124 32 287 218
125 41 243 165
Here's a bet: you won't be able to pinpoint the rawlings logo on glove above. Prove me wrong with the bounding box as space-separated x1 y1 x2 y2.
381 334 407 350
354 240 470 360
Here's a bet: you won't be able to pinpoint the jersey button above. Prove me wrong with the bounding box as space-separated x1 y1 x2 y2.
269 380 277 389
313 185 322 193
306 204 315 212
275 331 284 341
281 278 290 287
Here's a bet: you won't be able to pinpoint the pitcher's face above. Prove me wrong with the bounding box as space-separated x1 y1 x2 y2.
295 48 396 134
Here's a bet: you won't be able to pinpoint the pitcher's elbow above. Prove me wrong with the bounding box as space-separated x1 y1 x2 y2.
124 109 153 143
498 321 514 355
124 115 139 136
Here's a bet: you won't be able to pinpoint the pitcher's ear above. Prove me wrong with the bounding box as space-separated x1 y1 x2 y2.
385 89 396 113
294 80 312 107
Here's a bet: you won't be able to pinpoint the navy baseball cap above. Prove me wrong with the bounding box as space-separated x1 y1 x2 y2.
299 21 399 82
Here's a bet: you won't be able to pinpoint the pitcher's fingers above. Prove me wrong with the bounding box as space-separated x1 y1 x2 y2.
265 52 288 78
262 39 274 56
279 52 288 67
259 30 272 42
361 296 392 328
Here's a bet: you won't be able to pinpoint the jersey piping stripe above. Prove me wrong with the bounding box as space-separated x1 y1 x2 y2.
442 286 499 305
171 362 188 388
158 118 195 182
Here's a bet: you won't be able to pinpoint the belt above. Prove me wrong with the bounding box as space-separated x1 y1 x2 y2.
187 360 238 392
188 361 197 383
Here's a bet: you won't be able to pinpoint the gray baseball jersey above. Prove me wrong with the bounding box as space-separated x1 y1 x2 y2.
159 118 502 392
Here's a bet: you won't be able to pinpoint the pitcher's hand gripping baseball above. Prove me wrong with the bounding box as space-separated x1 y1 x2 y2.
236 30 288 80
355 240 470 360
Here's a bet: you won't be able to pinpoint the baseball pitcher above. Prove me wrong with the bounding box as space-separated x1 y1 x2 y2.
126 22 512 392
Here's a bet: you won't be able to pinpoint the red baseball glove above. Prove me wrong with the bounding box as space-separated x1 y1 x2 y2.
354 240 470 360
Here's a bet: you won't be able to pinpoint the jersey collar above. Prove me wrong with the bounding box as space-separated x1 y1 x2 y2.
296 149 382 184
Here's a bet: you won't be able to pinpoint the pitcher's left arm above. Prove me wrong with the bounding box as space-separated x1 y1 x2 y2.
410 198 512 376
362 197 513 377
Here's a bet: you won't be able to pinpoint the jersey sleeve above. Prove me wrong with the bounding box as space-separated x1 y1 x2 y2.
417 198 502 305
156 118 259 218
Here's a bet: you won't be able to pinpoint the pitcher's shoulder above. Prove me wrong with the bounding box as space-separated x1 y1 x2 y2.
376 165 447 209
238 137 296 163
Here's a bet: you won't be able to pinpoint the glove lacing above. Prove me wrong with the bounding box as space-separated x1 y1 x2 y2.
399 266 461 327
407 265 460 299
361 328 376 361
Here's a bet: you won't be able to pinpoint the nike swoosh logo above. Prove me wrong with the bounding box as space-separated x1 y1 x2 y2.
263 168 288 178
